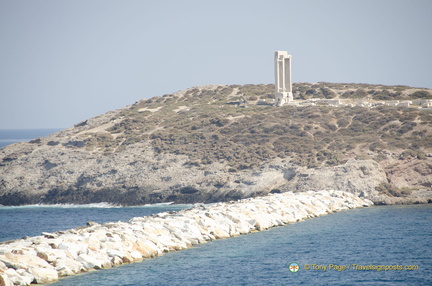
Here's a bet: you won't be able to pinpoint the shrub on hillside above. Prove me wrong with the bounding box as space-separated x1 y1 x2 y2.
375 183 412 197
410 90 431 98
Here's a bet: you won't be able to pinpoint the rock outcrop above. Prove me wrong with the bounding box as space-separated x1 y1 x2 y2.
0 190 373 285
1 83 431 205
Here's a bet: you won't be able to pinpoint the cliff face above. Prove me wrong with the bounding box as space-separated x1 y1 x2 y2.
1 83 431 205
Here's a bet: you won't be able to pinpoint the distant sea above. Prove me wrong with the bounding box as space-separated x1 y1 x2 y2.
0 128 62 148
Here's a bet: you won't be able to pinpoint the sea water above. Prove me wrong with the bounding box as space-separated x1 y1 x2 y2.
36 204 430 286
0 203 191 242
1 204 428 285
0 128 62 148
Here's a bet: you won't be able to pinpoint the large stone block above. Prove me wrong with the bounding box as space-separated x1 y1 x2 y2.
29 267 58 284
0 272 14 286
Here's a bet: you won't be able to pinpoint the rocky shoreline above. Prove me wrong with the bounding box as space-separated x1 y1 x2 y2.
2 83 431 207
0 190 372 286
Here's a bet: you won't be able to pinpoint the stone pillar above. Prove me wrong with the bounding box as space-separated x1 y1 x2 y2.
274 51 293 106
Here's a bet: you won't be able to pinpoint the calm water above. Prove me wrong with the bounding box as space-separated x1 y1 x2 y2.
0 203 190 242
3 204 422 286
0 128 62 148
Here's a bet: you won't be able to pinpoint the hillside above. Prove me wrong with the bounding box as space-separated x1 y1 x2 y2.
1 82 432 205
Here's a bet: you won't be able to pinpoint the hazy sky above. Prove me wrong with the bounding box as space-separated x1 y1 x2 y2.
1 0 431 129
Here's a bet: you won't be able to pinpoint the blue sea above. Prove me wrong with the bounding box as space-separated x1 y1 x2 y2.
1 130 431 285
0 204 430 285
0 203 191 242
0 128 62 148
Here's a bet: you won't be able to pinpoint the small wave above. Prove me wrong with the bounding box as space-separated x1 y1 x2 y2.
0 202 122 209
140 202 195 209
0 202 193 209
141 202 174 207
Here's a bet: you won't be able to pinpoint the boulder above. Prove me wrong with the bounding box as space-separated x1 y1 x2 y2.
54 257 84 276
76 253 107 270
29 267 58 284
57 242 87 259
0 190 373 285
0 273 13 286
0 253 51 271
15 269 34 286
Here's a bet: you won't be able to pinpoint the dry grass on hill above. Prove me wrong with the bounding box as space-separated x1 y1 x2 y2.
87 83 432 170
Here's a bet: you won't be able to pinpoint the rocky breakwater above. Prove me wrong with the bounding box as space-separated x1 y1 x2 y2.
0 190 373 286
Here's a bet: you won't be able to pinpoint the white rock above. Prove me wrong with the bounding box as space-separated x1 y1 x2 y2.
57 242 87 259
76 254 99 270
0 273 14 286
15 269 34 286
0 253 52 271
0 190 373 285
54 257 85 276
3 268 26 286
36 246 67 262
29 267 58 284
111 256 123 267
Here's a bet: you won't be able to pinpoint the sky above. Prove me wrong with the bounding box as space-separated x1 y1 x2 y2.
1 0 431 129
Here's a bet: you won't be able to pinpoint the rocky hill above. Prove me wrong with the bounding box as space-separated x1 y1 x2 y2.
1 82 432 205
